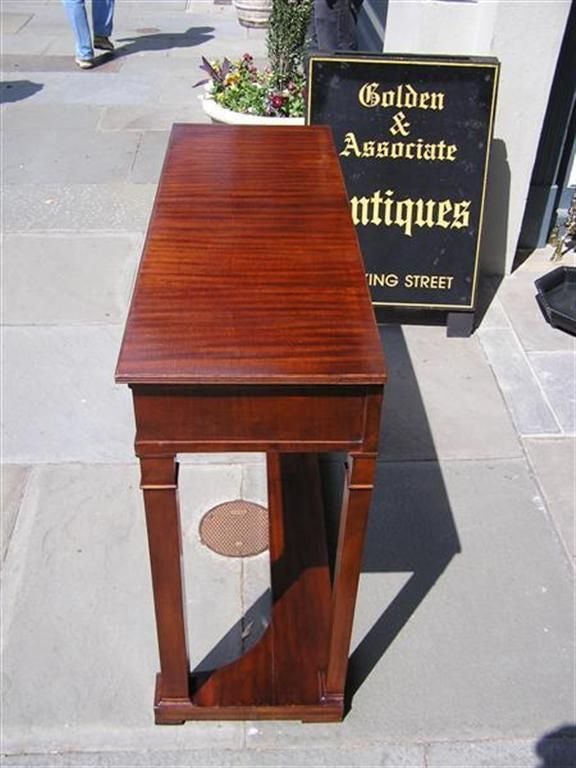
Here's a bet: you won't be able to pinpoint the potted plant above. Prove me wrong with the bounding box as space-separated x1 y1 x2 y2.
197 0 313 124
233 0 273 29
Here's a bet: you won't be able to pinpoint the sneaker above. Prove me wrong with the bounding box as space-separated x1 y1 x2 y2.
94 35 114 51
75 57 94 69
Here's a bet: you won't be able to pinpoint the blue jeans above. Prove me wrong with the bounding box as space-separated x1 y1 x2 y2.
62 0 114 59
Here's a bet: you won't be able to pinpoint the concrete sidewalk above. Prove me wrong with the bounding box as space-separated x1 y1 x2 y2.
1 1 575 766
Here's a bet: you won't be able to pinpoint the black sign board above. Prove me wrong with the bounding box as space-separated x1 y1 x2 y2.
307 55 499 310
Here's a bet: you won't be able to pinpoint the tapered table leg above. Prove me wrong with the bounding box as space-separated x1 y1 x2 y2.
139 456 190 723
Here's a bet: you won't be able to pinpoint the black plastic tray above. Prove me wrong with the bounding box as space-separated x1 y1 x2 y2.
535 266 576 336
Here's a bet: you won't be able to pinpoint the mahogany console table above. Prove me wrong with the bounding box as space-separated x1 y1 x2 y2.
115 124 387 724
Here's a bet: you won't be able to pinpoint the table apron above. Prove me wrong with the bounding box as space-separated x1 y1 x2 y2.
131 385 381 455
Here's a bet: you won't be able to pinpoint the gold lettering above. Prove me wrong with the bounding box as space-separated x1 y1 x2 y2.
370 189 384 225
395 198 416 237
364 140 376 158
436 200 453 229
350 190 472 237
366 273 399 287
358 82 381 108
357 82 446 111
340 131 362 158
414 199 435 229
404 142 415 160
451 200 471 229
404 84 419 109
390 111 411 137
383 190 394 226
350 195 371 226
339 131 458 162
376 142 388 158
404 275 455 290
430 92 445 111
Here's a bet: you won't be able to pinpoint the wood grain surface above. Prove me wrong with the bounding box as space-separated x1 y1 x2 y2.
115 124 386 386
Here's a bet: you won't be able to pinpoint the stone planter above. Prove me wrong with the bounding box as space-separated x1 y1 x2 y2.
233 0 273 28
200 93 305 126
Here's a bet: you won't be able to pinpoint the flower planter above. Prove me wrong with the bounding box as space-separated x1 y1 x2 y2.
233 0 273 28
200 94 305 125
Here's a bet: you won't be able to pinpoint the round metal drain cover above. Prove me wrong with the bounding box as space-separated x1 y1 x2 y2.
199 500 269 557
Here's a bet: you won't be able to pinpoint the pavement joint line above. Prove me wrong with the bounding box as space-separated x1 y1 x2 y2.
0 465 41 650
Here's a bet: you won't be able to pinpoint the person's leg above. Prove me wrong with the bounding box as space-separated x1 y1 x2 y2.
313 0 339 52
61 0 93 60
312 0 357 52
92 0 114 38
336 0 358 50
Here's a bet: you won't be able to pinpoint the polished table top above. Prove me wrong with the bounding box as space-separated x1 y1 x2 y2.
115 124 386 387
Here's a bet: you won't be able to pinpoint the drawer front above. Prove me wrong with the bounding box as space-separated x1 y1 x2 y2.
132 385 380 453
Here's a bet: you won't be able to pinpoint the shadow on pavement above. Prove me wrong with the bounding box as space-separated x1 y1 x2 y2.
114 27 215 57
345 325 461 708
535 725 576 768
0 80 43 104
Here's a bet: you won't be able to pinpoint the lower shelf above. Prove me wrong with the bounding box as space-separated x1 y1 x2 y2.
155 453 342 723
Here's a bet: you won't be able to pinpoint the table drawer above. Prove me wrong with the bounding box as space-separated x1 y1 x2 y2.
132 385 379 453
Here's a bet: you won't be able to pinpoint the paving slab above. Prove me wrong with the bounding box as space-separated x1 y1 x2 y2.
2 233 140 325
0 12 33 35
0 745 427 768
427 730 576 767
0 464 30 563
0 70 158 105
0 33 50 56
3 114 139 184
240 458 272 659
478 327 561 436
3 102 103 132
477 291 510 331
1 463 244 754
528 351 576 434
1 182 156 233
110 28 218 62
523 437 576 561
130 131 171 185
426 737 542 767
179 463 245 670
246 458 574 746
379 325 522 461
0 53 121 73
2 326 135 463
98 103 204 131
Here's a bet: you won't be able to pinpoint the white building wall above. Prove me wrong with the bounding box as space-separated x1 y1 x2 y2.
382 0 571 273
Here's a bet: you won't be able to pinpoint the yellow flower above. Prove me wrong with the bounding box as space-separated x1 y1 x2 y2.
224 72 241 87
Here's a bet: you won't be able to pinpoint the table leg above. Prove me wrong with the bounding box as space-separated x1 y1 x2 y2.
325 452 377 701
139 455 190 723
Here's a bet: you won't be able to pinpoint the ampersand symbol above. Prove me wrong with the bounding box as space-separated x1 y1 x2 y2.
390 111 411 137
